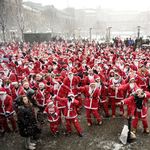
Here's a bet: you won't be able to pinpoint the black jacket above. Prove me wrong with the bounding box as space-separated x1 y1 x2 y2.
15 96 37 137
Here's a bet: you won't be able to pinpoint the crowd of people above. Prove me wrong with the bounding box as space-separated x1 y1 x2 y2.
0 39 150 149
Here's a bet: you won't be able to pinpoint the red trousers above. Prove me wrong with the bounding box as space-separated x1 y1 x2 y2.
65 117 82 134
98 101 109 116
49 120 59 134
75 95 83 113
109 97 124 116
133 112 148 129
86 108 101 123
58 108 64 124
0 115 17 132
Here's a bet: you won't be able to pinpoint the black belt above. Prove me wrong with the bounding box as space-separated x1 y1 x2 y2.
67 108 74 111
88 96 96 99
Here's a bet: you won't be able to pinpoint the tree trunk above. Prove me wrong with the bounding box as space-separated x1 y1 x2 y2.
2 26 6 47
21 30 24 41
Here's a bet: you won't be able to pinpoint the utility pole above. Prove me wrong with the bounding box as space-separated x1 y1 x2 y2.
137 26 141 38
89 28 92 42
108 27 112 43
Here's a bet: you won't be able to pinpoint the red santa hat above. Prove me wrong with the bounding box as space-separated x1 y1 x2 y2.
23 82 29 86
67 70 72 74
4 67 9 71
47 99 53 105
41 70 48 75
129 76 135 82
51 70 57 75
0 87 6 94
90 79 96 85
30 70 35 75
68 92 74 97
114 72 120 77
39 82 45 86
22 76 27 81
12 81 18 85
36 73 42 77
0 68 4 72
2 75 8 80
135 87 142 93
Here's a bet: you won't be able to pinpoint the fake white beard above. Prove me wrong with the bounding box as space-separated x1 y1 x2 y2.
119 65 124 70
88 75 94 80
0 81 2 88
30 77 35 84
53 65 57 70
69 63 72 68
113 79 119 84
82 64 86 67
97 60 101 63
18 60 22 66
24 64 28 68
89 86 95 95
110 56 113 60
130 83 135 89
105 65 109 70
54 84 59 90
148 69 150 73
116 63 119 67
134 62 138 66
4 70 9 76
124 67 128 73
96 82 101 88
0 94 6 101
68 74 73 81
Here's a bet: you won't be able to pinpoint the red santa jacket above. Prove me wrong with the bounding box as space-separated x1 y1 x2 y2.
117 83 139 96
108 78 125 99
11 86 23 101
51 83 70 109
0 95 14 116
63 76 79 96
78 85 100 109
36 87 51 107
136 71 149 87
53 96 79 119
43 105 59 122
122 92 150 117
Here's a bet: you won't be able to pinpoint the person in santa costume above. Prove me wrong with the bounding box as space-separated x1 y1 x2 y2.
43 99 59 137
136 65 150 92
35 82 51 124
116 88 150 134
0 87 18 134
63 70 82 114
19 82 31 95
50 92 83 137
50 79 70 124
33 73 47 89
114 76 140 117
84 69 99 85
78 79 102 126
95 77 109 117
108 72 125 118
2 67 16 82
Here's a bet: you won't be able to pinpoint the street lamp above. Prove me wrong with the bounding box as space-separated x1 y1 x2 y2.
73 28 76 41
108 27 112 42
89 28 92 42
78 28 81 42
137 26 141 38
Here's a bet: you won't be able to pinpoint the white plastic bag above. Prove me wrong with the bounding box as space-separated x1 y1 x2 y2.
119 125 129 144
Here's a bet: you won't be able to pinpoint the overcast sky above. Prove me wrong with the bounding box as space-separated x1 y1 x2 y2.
23 0 150 12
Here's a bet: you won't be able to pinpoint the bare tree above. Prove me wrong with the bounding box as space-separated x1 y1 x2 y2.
15 0 26 41
0 1 11 44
